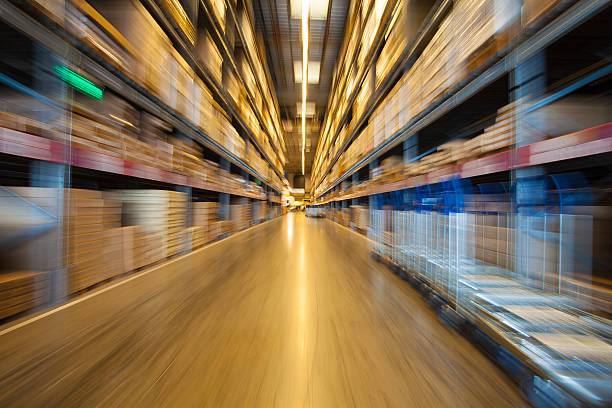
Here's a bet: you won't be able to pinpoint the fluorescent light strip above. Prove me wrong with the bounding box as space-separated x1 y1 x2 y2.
302 0 309 175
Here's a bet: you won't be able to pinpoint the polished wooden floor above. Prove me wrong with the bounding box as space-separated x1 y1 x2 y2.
0 213 527 407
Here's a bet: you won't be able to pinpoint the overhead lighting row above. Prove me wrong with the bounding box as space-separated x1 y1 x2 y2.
301 0 309 175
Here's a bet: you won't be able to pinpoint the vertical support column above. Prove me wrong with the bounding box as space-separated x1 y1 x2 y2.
512 51 547 147
351 173 359 229
175 185 191 254
175 186 192 227
368 160 379 241
31 42 69 303
403 134 418 165
512 51 547 284
30 161 66 303
263 184 268 221
219 158 230 221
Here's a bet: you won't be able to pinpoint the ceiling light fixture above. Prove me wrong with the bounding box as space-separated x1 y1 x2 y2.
301 0 309 175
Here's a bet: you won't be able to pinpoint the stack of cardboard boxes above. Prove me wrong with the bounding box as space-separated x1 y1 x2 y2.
197 28 223 84
191 201 219 246
118 190 187 259
230 203 252 232
64 189 123 294
0 271 50 320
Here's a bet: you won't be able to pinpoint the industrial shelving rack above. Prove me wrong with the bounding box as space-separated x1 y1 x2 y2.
140 0 287 180
0 0 286 321
309 0 612 406
0 0 286 194
312 0 610 198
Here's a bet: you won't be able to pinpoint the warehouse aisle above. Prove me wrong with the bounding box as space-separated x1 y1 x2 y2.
0 213 527 407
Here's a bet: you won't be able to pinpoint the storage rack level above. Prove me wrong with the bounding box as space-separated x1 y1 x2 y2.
312 0 610 199
140 0 286 182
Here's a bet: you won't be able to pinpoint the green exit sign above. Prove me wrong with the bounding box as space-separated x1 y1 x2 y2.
55 65 103 100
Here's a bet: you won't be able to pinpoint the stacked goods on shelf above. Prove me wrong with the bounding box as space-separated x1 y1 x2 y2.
1 92 280 194
58 111 125 158
170 136 202 177
522 0 564 28
230 203 252 232
209 0 226 28
82 0 173 101
0 108 61 142
190 76 209 131
185 225 206 250
217 170 245 191
463 103 517 157
241 104 259 138
313 0 527 191
64 189 122 294
415 139 466 173
239 55 257 108
117 190 187 259
167 193 188 257
121 225 151 272
167 50 195 118
64 0 136 73
191 201 219 245
222 126 246 159
352 69 374 129
209 99 232 148
0 187 59 272
56 0 281 186
246 141 264 173
358 0 381 66
372 99 387 149
236 8 285 157
245 181 264 197
238 10 265 97
253 201 267 223
351 205 369 232
376 1 400 83
140 113 174 171
331 207 350 227
376 0 431 87
223 67 241 106
469 195 517 271
454 0 519 82
161 0 196 45
376 156 404 183
196 28 223 84
405 7 453 119
0 271 50 320
213 219 233 239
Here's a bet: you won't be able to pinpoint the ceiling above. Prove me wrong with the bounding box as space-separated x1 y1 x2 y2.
252 0 349 176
